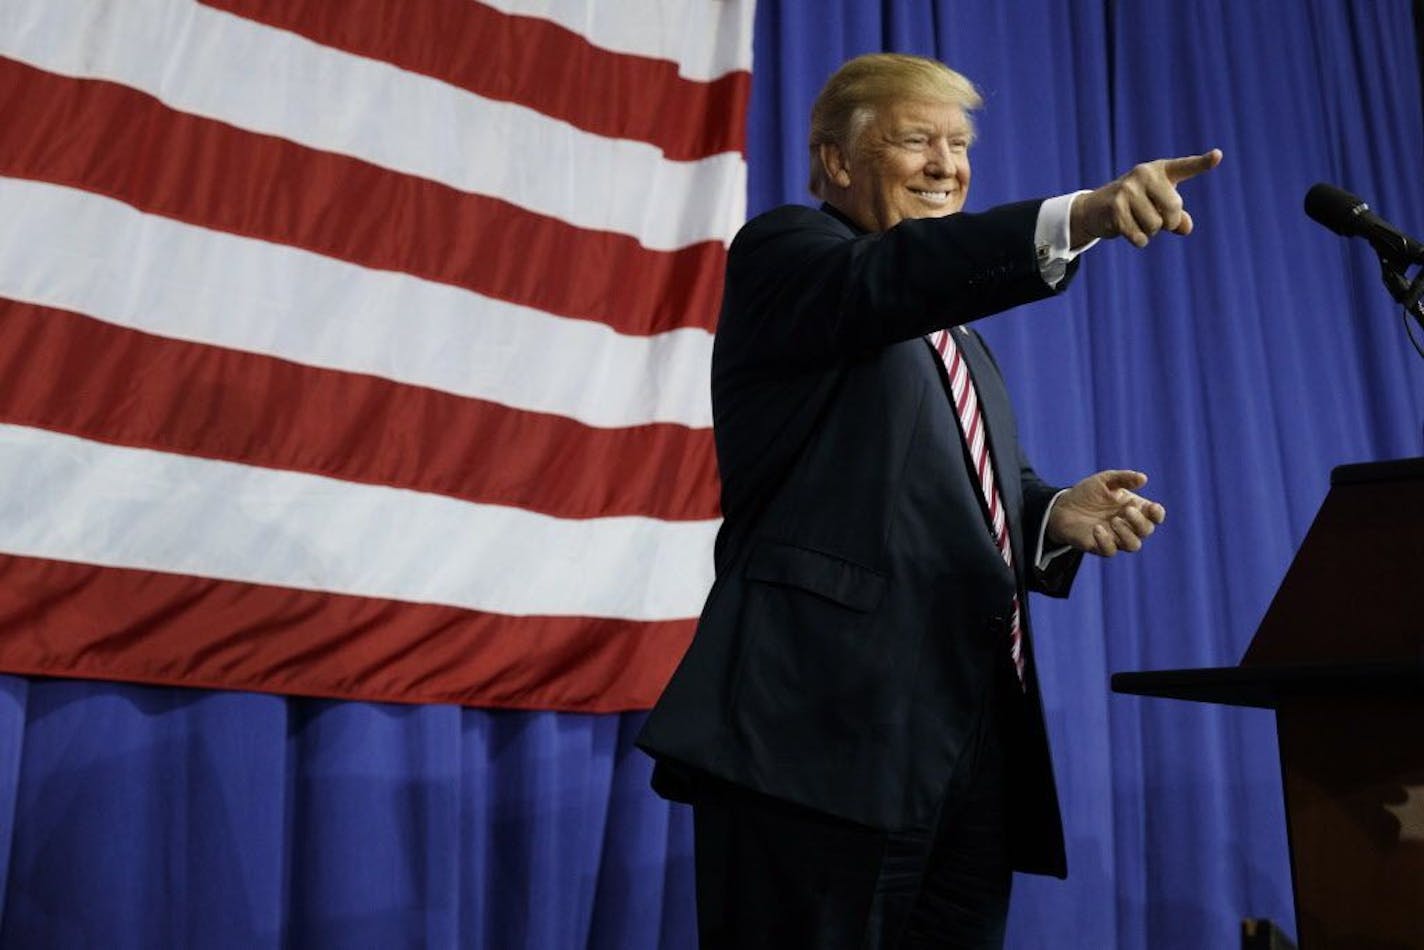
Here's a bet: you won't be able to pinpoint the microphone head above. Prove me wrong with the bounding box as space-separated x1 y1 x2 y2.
1305 182 1368 235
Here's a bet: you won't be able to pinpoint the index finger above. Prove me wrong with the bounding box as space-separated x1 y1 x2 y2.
1161 148 1223 184
1136 499 1166 524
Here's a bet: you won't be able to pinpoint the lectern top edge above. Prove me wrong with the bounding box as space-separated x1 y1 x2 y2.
1330 456 1424 485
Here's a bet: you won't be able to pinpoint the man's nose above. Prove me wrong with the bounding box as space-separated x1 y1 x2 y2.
924 141 953 175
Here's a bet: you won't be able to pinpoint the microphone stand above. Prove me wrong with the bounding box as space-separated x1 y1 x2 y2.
1376 256 1424 336
1404 271 1424 329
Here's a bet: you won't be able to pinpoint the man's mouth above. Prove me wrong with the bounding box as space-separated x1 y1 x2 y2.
911 189 951 205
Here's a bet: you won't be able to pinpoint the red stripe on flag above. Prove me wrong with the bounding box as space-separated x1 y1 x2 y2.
0 553 695 712
200 0 749 162
0 298 720 521
0 58 724 336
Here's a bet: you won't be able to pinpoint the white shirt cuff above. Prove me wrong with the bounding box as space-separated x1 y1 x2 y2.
1035 489 1073 570
1034 191 1098 288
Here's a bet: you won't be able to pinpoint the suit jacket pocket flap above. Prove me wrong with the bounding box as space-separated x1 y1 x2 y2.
745 541 886 612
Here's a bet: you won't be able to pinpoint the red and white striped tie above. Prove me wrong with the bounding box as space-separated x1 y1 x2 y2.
931 328 1025 684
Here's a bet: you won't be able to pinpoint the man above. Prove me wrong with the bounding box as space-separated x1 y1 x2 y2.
637 53 1220 947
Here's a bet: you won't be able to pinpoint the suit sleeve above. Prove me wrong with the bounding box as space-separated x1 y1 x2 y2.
717 202 1071 373
1019 468 1082 598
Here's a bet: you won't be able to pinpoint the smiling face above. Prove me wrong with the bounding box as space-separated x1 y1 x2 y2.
820 99 972 233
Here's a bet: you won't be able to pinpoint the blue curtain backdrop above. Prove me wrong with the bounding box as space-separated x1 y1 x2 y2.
2 2 1422 947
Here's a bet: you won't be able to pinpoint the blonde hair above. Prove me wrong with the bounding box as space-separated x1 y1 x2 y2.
807 53 982 197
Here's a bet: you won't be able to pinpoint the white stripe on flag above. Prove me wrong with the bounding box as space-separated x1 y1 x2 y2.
0 178 715 430
0 424 718 620
485 0 755 81
0 0 746 250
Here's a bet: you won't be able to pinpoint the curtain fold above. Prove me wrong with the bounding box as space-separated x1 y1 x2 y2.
0 682 692 948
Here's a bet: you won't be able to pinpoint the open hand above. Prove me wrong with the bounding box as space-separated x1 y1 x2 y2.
1047 470 1165 557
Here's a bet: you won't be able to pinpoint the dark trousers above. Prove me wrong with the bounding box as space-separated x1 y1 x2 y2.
691 678 1013 949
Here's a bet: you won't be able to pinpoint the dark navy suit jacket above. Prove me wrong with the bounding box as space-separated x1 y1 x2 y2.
638 200 1083 877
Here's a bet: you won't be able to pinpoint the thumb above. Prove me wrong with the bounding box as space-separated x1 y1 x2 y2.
1162 148 1223 184
1099 469 1148 491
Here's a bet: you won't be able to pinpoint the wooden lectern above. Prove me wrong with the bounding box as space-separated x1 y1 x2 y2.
1112 458 1424 949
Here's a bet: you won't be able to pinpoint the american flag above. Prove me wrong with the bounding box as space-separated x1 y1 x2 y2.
0 0 751 711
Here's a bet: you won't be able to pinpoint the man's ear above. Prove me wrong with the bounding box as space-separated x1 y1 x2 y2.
819 142 853 189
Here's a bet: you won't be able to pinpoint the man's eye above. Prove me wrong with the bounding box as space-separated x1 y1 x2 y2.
904 137 928 147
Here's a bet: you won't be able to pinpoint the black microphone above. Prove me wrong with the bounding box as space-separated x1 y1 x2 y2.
1304 182 1424 264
